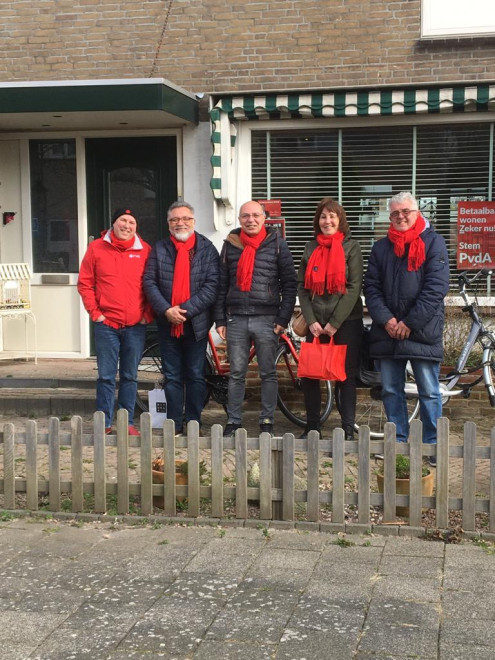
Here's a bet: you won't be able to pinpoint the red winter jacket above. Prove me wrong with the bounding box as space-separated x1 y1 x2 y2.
77 230 154 329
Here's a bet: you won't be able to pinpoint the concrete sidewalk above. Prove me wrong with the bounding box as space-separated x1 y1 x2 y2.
0 516 494 659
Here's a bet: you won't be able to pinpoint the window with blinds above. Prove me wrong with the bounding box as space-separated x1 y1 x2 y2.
251 122 494 292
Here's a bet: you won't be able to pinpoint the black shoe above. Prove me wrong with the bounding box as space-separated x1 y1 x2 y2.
223 423 241 437
429 456 437 468
260 422 273 435
299 427 320 439
344 426 355 441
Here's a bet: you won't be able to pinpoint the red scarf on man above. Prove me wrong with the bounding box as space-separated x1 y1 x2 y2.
387 215 426 271
236 226 267 291
110 232 135 252
304 232 347 296
170 233 196 337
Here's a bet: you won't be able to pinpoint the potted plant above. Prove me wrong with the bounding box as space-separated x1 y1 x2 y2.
152 456 189 508
151 457 207 508
376 454 434 517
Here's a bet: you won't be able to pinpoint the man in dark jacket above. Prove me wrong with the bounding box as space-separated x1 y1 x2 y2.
214 200 297 436
364 192 449 465
143 201 219 435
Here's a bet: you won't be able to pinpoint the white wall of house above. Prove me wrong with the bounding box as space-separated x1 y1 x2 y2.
182 121 222 248
0 126 222 358
0 140 23 264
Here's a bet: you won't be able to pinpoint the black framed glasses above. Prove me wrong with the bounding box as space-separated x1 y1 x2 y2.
168 216 194 224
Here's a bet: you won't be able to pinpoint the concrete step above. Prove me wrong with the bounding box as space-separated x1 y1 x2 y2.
0 377 95 390
0 387 96 416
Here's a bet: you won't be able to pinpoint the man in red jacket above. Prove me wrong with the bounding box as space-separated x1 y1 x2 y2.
78 208 153 435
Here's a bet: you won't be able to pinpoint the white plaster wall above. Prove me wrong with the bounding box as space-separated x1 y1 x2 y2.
182 120 254 252
1 285 81 355
32 285 81 354
0 140 23 263
182 121 228 252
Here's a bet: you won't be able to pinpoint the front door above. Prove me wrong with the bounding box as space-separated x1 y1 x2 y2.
85 136 177 245
85 136 177 353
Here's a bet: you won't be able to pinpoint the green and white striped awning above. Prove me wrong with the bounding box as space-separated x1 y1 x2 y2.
210 83 495 204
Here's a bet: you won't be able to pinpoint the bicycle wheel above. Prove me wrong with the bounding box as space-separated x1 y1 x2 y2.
354 377 420 439
135 342 162 413
481 344 495 407
275 342 332 428
204 353 228 409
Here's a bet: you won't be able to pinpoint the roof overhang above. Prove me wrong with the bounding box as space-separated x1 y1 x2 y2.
0 78 199 131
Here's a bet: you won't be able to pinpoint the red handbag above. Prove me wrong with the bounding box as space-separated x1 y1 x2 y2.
297 337 347 381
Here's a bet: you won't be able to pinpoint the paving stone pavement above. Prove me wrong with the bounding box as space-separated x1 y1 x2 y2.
0 516 494 659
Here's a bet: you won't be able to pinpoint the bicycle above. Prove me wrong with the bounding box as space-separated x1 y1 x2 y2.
135 325 333 428
354 268 495 438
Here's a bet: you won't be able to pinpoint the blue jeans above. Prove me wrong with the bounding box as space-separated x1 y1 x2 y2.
226 314 279 425
158 322 208 432
94 322 147 428
379 358 442 444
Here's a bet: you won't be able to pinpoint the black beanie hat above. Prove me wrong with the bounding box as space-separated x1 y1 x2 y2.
111 208 137 225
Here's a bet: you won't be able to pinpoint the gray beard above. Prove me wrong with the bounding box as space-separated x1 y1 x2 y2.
171 229 194 242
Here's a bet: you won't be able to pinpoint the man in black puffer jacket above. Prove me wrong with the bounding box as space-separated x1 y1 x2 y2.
143 201 219 435
364 192 449 465
214 200 297 437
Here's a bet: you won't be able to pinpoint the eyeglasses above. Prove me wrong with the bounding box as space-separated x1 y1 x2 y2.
168 216 194 224
389 208 418 220
239 213 264 220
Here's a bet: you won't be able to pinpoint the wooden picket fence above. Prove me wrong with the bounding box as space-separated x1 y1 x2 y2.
1 409 494 532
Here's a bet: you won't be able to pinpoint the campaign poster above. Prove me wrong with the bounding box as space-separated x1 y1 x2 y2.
457 201 495 270
265 218 286 237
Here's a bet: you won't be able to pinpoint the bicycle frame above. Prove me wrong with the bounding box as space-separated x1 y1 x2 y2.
276 332 301 384
207 330 299 377
279 332 300 359
207 332 250 376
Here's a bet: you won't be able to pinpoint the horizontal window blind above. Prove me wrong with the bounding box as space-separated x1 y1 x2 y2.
252 132 338 267
252 123 494 292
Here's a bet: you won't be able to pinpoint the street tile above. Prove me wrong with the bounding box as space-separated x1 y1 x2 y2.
359 600 439 657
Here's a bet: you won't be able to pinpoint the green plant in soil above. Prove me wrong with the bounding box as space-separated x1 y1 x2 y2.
377 454 430 478
333 536 355 547
176 498 188 511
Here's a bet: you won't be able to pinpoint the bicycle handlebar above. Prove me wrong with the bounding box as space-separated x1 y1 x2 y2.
457 268 492 291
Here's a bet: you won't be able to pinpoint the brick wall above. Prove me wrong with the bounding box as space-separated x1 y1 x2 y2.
0 0 493 93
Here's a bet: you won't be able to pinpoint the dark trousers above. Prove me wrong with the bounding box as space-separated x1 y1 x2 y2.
301 318 363 433
158 322 208 432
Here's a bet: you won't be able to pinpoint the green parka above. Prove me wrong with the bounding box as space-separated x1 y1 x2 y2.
297 235 363 329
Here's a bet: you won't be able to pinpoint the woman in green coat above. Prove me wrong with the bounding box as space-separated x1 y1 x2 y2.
297 198 363 439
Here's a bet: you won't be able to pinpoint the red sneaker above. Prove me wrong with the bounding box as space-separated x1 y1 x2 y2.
105 427 112 435
128 425 140 436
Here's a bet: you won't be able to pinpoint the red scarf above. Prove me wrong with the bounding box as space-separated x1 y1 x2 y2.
110 232 135 251
387 215 426 271
304 232 347 295
236 227 267 291
170 233 196 337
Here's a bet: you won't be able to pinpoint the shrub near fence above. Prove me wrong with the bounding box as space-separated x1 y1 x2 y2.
1 410 495 533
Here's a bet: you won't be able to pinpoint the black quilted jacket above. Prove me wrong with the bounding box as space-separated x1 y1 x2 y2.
143 232 220 341
213 227 297 328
